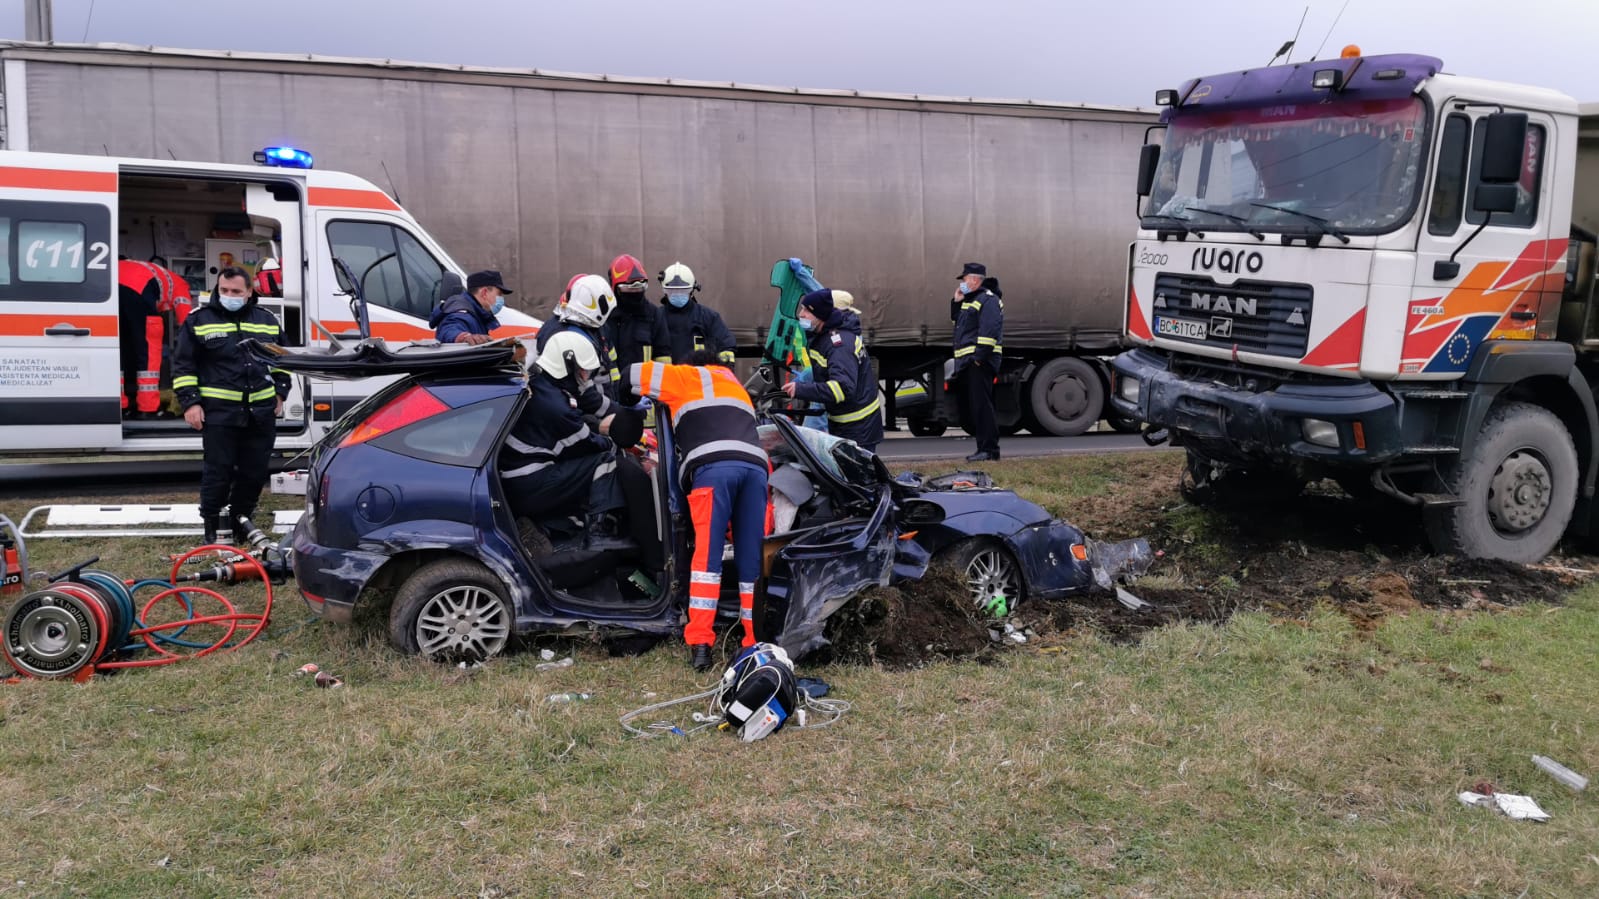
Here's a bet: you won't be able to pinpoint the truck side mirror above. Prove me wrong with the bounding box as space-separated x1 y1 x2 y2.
1472 183 1518 214
1136 144 1161 197
1479 112 1528 184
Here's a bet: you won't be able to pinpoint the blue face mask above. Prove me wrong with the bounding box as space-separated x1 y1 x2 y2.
798 317 814 331
958 282 972 295
219 295 247 313
490 296 505 316
666 291 691 308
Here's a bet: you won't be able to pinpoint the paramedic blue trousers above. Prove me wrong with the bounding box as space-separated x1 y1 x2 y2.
685 460 768 649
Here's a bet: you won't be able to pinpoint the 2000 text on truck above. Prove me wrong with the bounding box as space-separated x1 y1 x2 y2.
1109 49 1599 562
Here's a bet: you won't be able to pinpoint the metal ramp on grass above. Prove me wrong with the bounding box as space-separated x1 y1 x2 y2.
18 504 302 539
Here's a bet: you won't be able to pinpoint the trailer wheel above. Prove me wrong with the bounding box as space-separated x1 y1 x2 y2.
1027 357 1103 436
907 418 947 438
1423 402 1576 563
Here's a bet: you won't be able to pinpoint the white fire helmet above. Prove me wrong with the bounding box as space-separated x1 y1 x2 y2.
555 273 615 328
536 330 602 380
659 261 697 292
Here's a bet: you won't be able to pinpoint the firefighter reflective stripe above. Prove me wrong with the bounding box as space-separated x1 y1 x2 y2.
829 396 882 423
682 438 766 469
717 350 736 363
961 301 981 311
192 323 236 337
238 322 279 336
502 459 551 478
199 386 244 400
173 375 199 389
977 337 1000 346
248 386 277 403
953 346 976 357
827 381 845 403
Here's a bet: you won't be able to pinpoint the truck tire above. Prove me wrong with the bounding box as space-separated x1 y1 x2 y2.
1028 357 1104 436
1423 401 1577 563
907 418 947 438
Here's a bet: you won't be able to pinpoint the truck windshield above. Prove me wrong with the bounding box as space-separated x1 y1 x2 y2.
1142 96 1428 236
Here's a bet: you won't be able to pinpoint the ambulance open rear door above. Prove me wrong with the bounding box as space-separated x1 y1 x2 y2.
0 155 121 452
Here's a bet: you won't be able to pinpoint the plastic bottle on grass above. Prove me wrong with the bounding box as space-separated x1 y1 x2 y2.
547 692 592 705
1532 755 1588 791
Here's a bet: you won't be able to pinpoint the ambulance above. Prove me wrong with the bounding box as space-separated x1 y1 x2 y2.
0 146 540 454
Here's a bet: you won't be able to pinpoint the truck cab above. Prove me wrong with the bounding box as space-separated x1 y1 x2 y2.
1110 52 1599 562
0 148 540 456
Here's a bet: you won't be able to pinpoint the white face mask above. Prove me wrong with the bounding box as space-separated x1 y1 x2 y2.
219 295 248 312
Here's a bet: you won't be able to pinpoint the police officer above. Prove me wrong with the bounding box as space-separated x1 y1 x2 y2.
782 289 883 453
501 331 661 572
603 254 671 403
430 270 511 345
172 266 291 546
627 350 769 669
951 261 1003 461
658 262 736 364
536 274 620 419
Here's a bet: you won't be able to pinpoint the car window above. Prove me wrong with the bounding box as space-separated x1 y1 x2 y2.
326 220 446 319
370 395 515 467
0 200 113 302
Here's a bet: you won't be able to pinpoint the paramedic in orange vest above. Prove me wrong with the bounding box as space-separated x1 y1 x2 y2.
626 350 769 670
118 259 191 418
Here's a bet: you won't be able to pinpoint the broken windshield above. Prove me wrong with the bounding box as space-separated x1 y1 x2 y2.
1143 96 1428 237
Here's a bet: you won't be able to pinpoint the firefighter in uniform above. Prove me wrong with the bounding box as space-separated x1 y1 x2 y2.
535 274 620 419
119 259 192 418
782 289 883 453
658 262 736 364
951 261 1003 461
172 266 290 545
500 331 661 572
603 254 671 404
627 351 769 670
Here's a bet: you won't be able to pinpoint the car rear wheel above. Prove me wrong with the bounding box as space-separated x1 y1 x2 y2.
389 558 513 662
939 539 1025 618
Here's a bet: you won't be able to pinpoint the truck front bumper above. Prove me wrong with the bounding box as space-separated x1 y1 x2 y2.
1109 347 1403 466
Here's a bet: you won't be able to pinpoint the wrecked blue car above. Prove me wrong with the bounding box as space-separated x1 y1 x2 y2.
258 339 1150 662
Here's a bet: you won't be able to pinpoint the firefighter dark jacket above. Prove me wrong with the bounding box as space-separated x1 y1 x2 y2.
952 287 1003 372
172 294 290 427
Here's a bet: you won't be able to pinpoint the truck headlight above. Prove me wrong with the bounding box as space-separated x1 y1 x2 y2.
1118 377 1140 404
1301 418 1339 448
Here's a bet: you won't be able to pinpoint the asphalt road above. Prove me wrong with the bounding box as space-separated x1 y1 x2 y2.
0 431 1159 499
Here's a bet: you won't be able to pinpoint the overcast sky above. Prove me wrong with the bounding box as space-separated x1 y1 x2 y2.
0 0 1592 107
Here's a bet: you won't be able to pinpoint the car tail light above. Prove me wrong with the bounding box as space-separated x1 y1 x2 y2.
339 384 450 447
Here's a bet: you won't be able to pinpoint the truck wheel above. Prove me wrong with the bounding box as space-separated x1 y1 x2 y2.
389 558 513 662
907 418 947 438
1423 402 1576 562
1028 357 1104 436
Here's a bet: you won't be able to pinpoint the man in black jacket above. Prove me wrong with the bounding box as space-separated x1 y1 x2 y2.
172 266 291 545
951 261 1004 461
658 262 736 364
603 254 671 404
782 289 883 452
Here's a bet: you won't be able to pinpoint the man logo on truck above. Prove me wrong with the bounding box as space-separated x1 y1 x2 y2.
1189 293 1258 316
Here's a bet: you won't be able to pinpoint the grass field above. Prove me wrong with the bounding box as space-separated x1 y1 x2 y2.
3 453 1598 898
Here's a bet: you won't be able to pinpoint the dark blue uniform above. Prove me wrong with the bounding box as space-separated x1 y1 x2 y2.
535 318 617 418
951 286 1003 456
661 297 736 364
429 292 500 344
792 313 882 452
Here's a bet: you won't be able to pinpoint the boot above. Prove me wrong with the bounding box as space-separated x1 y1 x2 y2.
689 644 714 672
202 515 219 547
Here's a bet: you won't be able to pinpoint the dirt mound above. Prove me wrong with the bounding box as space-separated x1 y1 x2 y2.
823 566 996 668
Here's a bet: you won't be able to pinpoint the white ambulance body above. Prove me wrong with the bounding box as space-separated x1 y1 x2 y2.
0 148 540 454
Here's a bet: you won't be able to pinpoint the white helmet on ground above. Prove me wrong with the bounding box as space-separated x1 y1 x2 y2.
555 274 615 328
659 262 697 292
537 330 602 380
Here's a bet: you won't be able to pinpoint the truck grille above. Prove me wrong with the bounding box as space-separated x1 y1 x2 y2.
1151 274 1315 358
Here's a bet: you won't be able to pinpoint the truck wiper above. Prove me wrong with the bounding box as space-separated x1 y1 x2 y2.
1142 213 1204 238
1186 206 1264 241
1249 202 1351 244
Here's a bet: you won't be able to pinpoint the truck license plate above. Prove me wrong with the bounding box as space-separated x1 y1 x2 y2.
1155 317 1207 340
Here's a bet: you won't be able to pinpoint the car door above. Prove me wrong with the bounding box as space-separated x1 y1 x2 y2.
0 154 120 451
760 415 899 656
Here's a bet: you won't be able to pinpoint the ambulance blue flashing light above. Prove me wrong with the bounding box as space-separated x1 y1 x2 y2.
253 146 314 169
